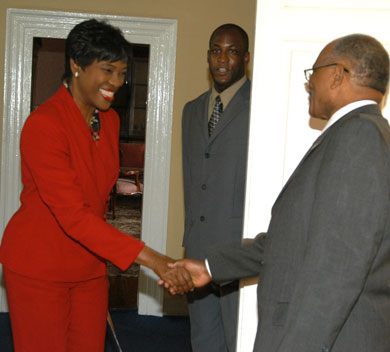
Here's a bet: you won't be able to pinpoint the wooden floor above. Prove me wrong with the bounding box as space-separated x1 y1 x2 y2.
108 275 138 309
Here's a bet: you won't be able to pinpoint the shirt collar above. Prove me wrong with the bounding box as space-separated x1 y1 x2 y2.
322 100 378 134
210 76 247 113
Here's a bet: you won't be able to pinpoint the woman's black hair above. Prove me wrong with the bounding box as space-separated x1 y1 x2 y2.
62 19 132 83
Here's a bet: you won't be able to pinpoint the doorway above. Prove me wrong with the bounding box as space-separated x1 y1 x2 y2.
0 8 177 316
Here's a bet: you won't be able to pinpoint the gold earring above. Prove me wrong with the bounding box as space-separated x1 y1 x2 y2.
75 72 79 78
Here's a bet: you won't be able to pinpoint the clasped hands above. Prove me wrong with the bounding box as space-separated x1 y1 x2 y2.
157 258 212 295
135 246 212 295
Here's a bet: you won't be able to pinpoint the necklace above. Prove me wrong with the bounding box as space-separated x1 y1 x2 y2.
90 109 100 141
65 82 101 141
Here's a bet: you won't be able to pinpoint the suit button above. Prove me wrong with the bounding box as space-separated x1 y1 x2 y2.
200 216 205 221
205 152 210 159
201 184 207 190
259 260 265 266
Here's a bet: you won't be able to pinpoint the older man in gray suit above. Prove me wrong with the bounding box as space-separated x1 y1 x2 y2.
181 24 250 352
171 34 390 351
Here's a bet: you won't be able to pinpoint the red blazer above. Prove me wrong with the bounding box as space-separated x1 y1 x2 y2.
0 86 144 281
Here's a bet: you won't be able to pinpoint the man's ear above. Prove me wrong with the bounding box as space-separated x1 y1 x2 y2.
244 51 250 64
330 64 346 89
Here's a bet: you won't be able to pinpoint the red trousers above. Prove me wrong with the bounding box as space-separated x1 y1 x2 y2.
3 267 108 352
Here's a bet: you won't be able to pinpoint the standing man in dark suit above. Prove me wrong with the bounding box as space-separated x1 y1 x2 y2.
172 34 390 351
181 24 251 352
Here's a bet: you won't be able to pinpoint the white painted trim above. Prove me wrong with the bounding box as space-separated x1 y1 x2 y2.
0 8 177 315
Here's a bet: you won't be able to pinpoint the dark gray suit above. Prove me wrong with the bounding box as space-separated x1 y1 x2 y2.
208 104 390 352
182 80 251 351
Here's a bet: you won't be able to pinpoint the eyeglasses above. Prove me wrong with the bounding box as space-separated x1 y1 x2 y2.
304 63 349 81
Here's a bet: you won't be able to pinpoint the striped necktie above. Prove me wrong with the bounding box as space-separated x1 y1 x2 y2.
208 95 223 136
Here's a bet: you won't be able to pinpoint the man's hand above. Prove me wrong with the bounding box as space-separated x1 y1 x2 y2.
163 259 212 292
159 265 195 295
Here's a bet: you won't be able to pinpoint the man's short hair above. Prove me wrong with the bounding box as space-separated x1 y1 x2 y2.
209 24 249 52
331 34 389 95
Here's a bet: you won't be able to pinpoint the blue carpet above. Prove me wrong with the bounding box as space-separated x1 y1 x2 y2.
0 312 13 351
1 309 191 352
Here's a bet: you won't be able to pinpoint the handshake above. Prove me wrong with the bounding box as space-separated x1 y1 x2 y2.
157 258 212 294
136 246 212 294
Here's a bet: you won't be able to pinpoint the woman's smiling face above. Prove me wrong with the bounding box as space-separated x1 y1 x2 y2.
70 58 127 117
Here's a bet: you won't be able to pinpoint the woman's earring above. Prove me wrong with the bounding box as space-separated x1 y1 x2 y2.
74 72 79 78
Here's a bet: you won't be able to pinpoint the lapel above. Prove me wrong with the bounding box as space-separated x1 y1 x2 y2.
195 89 212 144
272 104 382 206
207 80 250 145
272 130 328 206
59 87 103 197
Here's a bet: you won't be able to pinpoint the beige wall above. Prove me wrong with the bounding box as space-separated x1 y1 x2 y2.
0 0 257 259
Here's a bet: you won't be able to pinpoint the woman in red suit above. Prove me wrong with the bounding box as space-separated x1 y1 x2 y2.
0 19 191 351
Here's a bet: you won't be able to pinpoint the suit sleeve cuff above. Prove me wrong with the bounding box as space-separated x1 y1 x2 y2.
205 259 212 277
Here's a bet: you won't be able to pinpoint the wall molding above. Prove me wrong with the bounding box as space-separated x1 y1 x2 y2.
283 0 390 10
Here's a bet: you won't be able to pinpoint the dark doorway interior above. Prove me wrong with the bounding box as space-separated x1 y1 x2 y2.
116 44 149 142
31 38 66 111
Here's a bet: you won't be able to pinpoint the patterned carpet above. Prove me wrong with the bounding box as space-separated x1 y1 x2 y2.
106 195 142 278
107 195 142 236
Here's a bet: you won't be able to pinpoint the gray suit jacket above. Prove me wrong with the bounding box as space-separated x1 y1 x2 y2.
182 80 251 260
208 104 390 351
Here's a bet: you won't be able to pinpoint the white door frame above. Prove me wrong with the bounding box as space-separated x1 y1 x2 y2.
0 8 177 315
